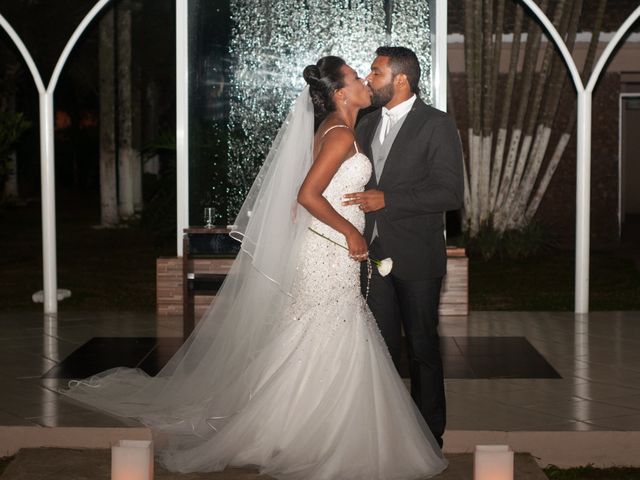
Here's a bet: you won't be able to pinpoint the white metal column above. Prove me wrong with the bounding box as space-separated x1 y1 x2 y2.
176 0 189 256
0 0 113 314
519 0 640 313
38 93 57 313
433 0 448 112
574 92 592 312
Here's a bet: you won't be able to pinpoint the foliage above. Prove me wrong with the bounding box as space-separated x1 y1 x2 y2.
140 132 177 245
544 464 640 479
2 200 638 311
464 223 501 260
140 132 174 156
464 220 554 261
139 122 230 243
462 0 606 236
501 222 553 260
470 249 640 311
0 200 173 311
0 111 30 187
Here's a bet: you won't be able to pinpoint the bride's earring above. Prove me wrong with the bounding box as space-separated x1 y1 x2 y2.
343 97 348 105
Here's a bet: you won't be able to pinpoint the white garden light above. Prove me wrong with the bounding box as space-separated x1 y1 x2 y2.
474 445 514 480
111 440 154 480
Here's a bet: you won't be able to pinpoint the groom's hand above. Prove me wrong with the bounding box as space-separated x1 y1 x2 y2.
342 190 385 213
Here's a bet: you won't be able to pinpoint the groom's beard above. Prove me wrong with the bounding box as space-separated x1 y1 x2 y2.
370 82 394 108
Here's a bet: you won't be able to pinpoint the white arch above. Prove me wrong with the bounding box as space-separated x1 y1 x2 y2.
433 0 448 112
518 0 584 94
519 0 640 313
0 14 46 93
586 8 640 94
0 0 113 313
176 0 189 256
49 0 114 93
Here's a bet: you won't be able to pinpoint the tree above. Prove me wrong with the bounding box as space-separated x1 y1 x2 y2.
116 0 135 218
524 0 606 222
0 109 30 202
0 64 25 202
462 0 607 237
98 8 118 226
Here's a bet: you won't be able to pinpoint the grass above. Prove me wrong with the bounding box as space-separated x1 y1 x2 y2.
544 465 640 479
0 196 173 312
1 197 639 312
469 249 640 311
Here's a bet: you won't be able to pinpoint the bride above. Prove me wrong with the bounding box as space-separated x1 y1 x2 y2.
62 56 447 480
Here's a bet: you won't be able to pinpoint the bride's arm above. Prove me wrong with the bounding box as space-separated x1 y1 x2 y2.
297 129 368 260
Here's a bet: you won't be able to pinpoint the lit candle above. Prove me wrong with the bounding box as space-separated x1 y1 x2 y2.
111 440 154 480
474 445 514 480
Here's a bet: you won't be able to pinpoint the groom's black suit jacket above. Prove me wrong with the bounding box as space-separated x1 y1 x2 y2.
356 97 464 280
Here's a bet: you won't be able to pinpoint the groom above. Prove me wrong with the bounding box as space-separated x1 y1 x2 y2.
344 46 463 447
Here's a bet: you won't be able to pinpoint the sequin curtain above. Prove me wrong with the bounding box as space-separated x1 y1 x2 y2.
226 0 432 217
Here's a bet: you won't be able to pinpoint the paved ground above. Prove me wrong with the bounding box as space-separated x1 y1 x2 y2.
1 448 547 479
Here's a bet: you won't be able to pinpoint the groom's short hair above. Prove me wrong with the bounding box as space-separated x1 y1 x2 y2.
375 46 421 96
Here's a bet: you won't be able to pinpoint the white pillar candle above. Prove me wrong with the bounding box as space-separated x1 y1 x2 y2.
111 440 154 480
474 445 514 480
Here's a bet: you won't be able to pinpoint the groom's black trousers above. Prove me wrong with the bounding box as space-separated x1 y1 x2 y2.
362 238 446 447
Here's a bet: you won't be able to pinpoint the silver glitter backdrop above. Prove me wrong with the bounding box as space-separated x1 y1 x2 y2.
227 0 432 217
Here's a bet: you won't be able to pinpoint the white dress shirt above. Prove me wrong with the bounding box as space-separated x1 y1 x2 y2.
378 94 417 144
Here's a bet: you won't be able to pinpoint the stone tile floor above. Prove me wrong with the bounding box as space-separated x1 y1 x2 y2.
2 311 640 432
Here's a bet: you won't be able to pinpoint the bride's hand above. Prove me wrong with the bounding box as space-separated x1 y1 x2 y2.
345 230 368 262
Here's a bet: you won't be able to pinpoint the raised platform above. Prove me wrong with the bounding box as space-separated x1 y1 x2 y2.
156 247 469 320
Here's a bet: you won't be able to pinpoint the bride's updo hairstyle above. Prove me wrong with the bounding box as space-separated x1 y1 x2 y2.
303 56 346 123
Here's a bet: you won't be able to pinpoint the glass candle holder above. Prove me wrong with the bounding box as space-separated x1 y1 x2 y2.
203 207 215 228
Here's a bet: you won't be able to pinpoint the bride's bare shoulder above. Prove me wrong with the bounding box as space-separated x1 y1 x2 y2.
316 120 354 146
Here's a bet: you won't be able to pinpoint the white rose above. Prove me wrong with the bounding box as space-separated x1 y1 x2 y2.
376 258 393 277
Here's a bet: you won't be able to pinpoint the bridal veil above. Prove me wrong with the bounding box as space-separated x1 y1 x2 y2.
62 88 315 456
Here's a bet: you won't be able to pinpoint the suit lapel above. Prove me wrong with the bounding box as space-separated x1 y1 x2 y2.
377 99 425 187
358 111 383 242
362 113 379 156
362 112 381 187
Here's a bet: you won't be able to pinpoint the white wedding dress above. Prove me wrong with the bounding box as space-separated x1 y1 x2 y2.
63 126 447 479
202 146 448 479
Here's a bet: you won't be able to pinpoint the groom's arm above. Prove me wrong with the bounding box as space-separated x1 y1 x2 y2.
383 116 463 220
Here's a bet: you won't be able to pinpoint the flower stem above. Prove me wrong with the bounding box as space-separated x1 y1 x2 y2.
308 227 381 266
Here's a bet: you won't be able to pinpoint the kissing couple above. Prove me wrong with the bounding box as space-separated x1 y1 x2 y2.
64 46 464 480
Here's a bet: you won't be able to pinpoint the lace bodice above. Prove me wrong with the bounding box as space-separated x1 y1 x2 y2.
308 151 372 243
